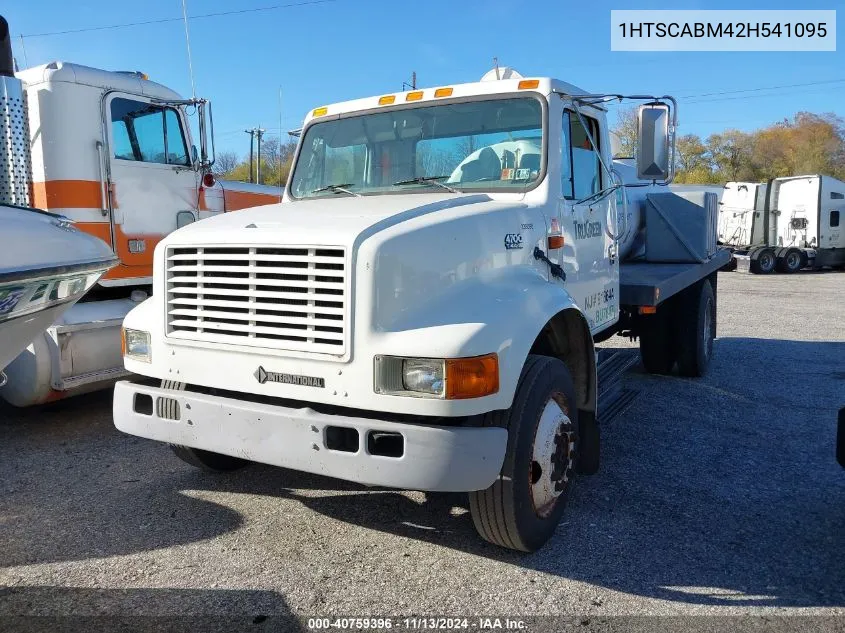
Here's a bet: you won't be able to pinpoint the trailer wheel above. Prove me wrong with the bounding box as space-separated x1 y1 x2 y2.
675 280 716 377
170 445 249 473
750 248 776 274
639 306 676 375
469 355 578 552
777 248 803 274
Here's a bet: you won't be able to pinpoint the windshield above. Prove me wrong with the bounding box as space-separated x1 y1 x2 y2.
289 96 545 199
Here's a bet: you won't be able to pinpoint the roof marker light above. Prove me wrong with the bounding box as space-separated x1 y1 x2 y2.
406 91 423 102
378 95 396 105
518 79 540 90
312 106 328 117
434 87 453 98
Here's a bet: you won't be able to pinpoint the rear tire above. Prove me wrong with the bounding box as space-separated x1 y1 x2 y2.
750 248 776 274
777 248 803 274
170 445 249 473
675 280 716 377
469 355 579 552
639 305 676 374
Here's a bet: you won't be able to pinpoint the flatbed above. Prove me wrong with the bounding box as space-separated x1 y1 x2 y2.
619 249 731 307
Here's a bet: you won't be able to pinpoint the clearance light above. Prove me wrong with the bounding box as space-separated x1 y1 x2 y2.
378 95 396 105
312 106 328 117
639 306 658 315
518 79 540 90
434 87 453 98
547 235 564 249
406 91 424 102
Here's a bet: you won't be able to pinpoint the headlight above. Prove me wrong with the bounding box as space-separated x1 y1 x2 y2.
374 354 498 399
122 328 151 362
402 359 445 396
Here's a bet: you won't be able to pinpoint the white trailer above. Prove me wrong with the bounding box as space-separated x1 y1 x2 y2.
112 71 728 552
719 175 845 273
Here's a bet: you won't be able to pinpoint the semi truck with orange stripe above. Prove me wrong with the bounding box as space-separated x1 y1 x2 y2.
1 60 281 406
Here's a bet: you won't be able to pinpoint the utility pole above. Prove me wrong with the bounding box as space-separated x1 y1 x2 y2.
255 127 265 184
244 128 256 183
402 71 417 91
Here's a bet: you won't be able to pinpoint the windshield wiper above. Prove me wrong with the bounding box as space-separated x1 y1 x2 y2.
310 183 361 197
392 176 460 193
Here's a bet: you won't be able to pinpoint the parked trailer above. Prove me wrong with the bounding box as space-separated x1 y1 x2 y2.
0 35 282 406
719 175 845 274
113 70 728 552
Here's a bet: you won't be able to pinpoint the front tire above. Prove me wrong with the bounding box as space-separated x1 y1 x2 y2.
469 355 579 552
170 445 249 473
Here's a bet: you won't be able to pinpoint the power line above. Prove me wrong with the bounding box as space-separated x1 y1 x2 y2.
20 0 337 38
679 78 845 100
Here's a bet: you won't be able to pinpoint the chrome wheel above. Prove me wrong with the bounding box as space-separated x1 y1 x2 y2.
530 396 575 518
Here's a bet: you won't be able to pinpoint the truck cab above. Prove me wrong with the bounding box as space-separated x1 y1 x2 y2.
113 73 724 551
1 61 282 406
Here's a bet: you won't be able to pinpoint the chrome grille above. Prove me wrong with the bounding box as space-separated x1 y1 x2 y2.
166 245 347 355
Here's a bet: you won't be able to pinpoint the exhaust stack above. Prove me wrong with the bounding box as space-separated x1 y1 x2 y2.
0 15 32 207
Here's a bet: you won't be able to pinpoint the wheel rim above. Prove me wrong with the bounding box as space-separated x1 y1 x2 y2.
530 395 575 518
787 251 801 269
760 252 774 271
702 297 713 360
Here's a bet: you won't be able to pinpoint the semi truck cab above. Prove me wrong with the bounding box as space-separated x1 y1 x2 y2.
113 72 726 551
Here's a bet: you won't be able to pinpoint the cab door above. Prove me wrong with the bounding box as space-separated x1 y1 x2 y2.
105 94 199 281
556 108 618 333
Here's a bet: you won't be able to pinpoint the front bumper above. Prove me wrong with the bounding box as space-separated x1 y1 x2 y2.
113 380 508 492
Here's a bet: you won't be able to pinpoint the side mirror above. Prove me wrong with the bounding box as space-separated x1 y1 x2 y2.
177 210 196 229
636 102 672 182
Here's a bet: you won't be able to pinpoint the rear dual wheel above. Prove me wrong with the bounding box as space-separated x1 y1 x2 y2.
638 279 716 378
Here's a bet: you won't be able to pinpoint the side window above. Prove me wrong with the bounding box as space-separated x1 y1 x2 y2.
565 111 601 200
832 210 841 228
560 112 573 198
831 191 844 200
110 98 190 166
164 108 189 165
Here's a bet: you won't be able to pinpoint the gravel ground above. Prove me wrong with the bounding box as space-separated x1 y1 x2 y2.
0 271 843 626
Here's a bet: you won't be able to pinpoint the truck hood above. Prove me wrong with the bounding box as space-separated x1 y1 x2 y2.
171 193 521 246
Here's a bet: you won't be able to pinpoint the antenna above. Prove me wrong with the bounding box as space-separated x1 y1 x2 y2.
180 0 196 99
493 57 500 80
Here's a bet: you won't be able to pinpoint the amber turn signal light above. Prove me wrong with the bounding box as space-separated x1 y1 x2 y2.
445 354 499 400
547 235 564 249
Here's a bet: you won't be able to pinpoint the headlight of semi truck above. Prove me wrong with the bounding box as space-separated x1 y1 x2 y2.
374 354 498 399
122 328 151 362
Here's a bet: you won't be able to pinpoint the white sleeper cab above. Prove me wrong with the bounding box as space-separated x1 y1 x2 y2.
114 71 728 551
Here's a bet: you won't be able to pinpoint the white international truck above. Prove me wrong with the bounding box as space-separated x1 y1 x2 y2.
719 176 845 274
113 71 729 551
0 13 281 407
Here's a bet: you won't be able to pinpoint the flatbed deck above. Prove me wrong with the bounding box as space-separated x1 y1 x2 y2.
619 249 731 306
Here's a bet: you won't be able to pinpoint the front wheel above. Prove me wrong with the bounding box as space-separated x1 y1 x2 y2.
469 355 579 552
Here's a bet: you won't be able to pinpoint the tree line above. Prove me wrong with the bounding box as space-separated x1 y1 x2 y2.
613 108 845 184
213 135 298 187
